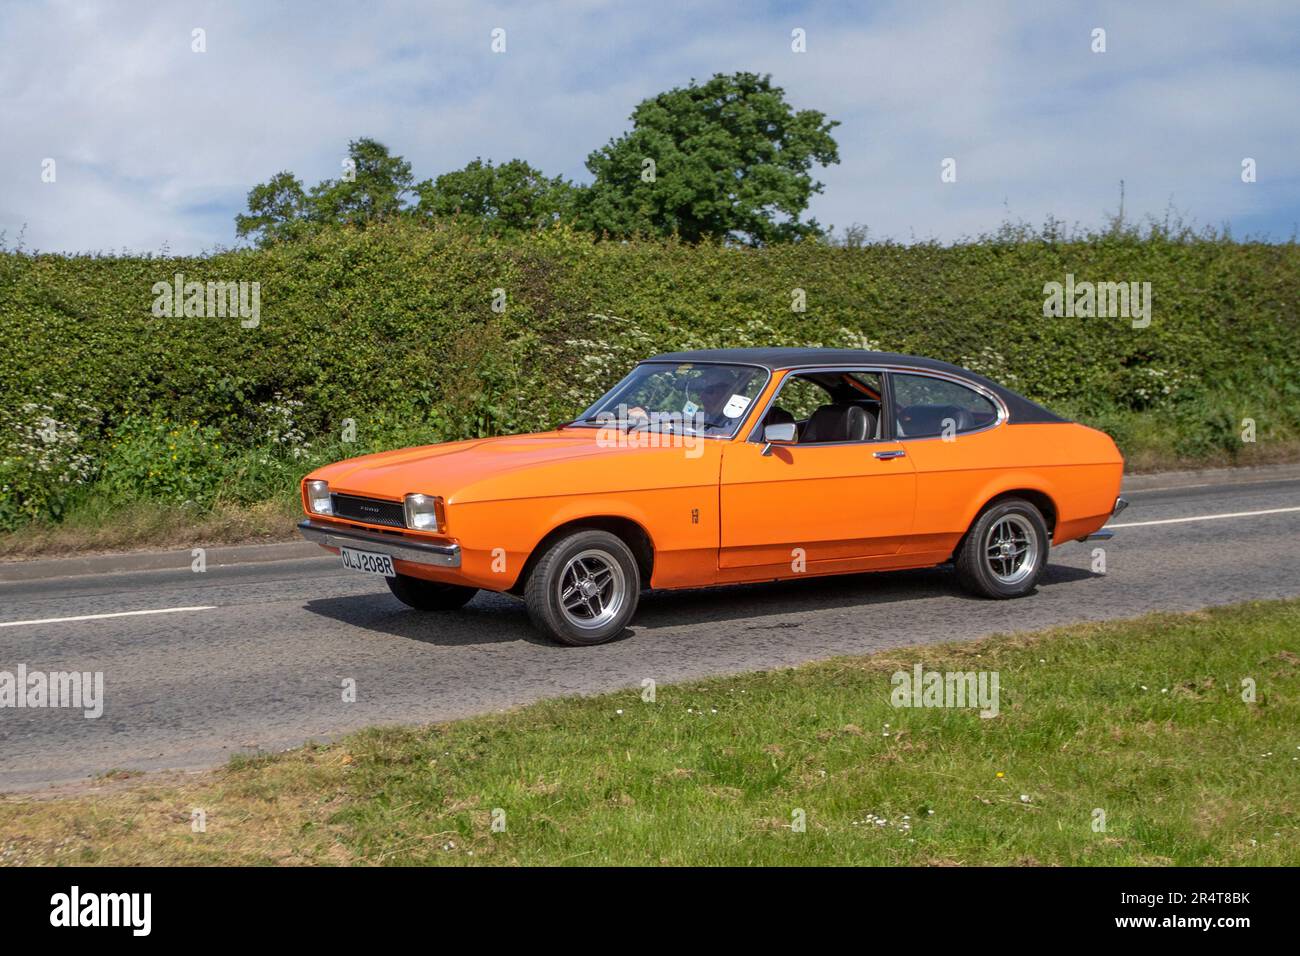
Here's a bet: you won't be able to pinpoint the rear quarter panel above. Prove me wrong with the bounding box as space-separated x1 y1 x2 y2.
903 422 1123 554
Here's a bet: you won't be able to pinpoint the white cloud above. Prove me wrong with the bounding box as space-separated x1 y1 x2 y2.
0 0 1296 253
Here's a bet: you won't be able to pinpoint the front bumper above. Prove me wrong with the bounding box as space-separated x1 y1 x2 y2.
298 518 461 568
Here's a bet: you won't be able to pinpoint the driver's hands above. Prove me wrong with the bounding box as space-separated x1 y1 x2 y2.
626 405 650 422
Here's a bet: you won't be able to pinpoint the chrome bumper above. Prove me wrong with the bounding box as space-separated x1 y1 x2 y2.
298 519 461 568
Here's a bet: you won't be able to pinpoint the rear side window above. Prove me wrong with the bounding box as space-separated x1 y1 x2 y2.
892 373 999 438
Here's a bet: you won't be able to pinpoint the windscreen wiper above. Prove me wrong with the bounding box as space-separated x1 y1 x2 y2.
556 415 630 430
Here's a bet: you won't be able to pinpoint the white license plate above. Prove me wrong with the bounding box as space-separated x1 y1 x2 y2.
340 546 396 577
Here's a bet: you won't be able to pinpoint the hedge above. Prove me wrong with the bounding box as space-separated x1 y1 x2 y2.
1 221 1297 526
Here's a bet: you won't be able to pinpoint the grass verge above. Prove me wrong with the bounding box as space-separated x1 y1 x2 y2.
0 498 301 563
2 599 1297 866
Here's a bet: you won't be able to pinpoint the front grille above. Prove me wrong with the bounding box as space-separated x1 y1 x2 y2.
331 494 406 528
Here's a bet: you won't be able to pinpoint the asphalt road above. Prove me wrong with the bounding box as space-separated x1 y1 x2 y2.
2 472 1298 790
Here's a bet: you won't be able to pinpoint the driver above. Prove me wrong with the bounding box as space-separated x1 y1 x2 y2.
625 369 744 432
693 373 740 430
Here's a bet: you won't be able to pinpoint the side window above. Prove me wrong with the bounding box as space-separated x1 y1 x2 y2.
760 371 883 444
892 373 999 439
769 376 829 421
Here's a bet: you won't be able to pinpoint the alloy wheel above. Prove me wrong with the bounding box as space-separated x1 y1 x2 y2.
556 549 627 630
984 514 1039 586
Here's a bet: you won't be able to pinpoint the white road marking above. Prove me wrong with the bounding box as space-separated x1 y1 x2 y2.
1125 475 1300 494
1110 506 1300 529
0 606 217 629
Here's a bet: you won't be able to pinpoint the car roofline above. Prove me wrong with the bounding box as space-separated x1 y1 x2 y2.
641 349 1068 425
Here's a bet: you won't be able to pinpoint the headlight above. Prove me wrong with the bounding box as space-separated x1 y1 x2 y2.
306 479 332 515
403 493 442 531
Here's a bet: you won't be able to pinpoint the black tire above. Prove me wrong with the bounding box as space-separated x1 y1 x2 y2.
386 573 478 611
524 529 641 646
953 497 1049 599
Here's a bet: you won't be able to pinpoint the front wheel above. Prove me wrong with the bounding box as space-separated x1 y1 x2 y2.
386 574 478 611
524 530 641 646
954 498 1049 598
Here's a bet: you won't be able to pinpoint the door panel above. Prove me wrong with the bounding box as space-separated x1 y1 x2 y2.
719 440 917 569
899 430 1001 554
887 371 1011 553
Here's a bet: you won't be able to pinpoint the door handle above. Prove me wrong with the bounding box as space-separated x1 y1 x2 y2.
873 450 906 459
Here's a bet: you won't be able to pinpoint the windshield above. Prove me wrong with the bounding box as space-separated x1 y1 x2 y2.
569 362 768 438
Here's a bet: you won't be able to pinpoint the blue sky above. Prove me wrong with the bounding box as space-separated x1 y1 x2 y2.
2 0 1297 253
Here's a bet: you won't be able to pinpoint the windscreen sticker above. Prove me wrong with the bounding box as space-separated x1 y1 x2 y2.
682 400 699 417
722 394 752 419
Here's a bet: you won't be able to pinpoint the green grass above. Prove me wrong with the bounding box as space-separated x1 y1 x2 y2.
0 497 301 562
2 600 1297 865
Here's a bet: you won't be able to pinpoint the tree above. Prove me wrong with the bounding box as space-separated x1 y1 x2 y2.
579 72 840 244
234 171 309 245
236 139 417 245
414 158 577 235
308 137 416 227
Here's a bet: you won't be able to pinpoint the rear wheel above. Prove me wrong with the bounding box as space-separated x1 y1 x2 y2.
386 573 478 611
524 530 640 646
954 498 1049 598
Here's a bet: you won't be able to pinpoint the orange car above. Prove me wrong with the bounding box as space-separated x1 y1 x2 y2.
299 348 1126 645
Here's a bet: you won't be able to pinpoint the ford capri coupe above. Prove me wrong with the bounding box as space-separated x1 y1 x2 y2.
299 348 1126 645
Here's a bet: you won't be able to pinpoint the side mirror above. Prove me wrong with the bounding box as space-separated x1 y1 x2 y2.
761 422 797 456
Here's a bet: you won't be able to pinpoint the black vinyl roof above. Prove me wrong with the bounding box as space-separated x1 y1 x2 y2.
645 347 1067 424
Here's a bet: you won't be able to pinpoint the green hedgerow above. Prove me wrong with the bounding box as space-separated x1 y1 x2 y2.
97 415 227 507
0 220 1296 527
